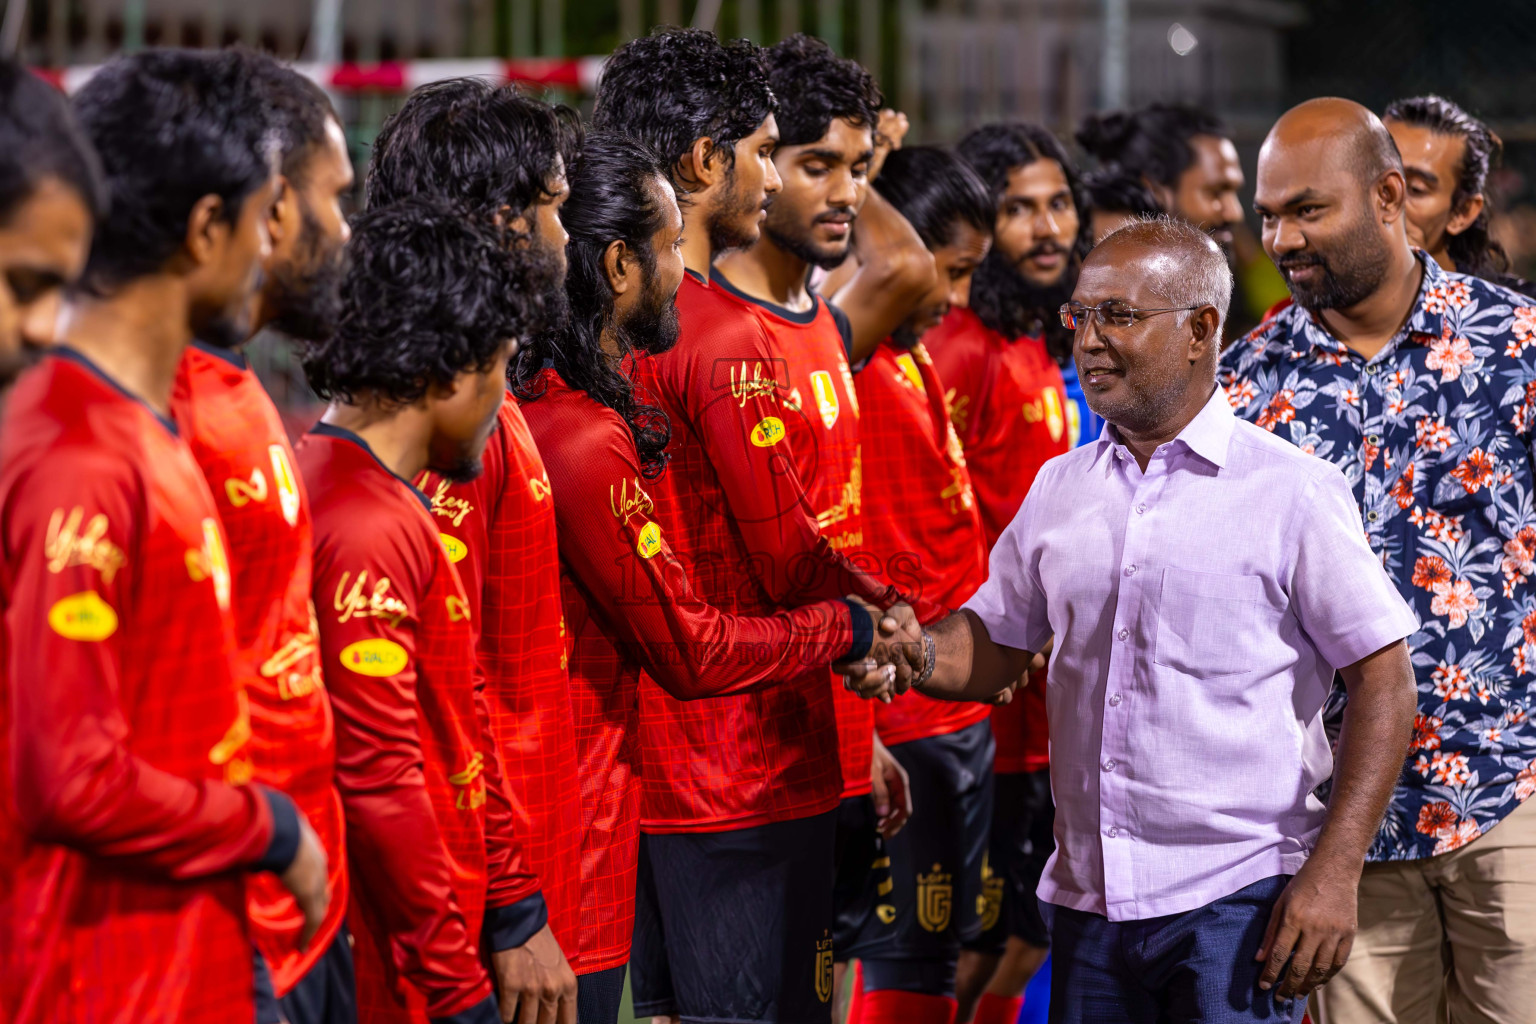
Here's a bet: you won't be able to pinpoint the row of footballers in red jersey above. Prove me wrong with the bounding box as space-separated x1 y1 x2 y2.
0 29 1207 1024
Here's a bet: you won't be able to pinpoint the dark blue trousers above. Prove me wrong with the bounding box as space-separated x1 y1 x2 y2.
1049 875 1300 1024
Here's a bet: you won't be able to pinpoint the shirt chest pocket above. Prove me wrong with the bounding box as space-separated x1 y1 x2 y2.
1154 567 1271 678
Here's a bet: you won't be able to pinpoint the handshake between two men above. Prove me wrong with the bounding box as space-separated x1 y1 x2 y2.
835 600 1033 706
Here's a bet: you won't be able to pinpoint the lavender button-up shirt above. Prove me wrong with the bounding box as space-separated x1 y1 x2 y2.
965 387 1417 921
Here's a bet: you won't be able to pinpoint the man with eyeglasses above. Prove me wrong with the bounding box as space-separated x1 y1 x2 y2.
841 216 1419 1023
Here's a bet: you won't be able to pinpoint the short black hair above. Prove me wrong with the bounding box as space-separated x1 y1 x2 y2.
366 77 579 227
1384 94 1511 281
873 146 992 250
592 27 775 182
764 34 881 148
72 48 277 292
0 59 106 226
304 195 539 407
519 131 673 478
1082 168 1162 219
233 48 341 186
1076 103 1226 189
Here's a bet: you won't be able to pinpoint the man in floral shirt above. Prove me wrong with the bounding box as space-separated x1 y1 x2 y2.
1223 97 1536 1022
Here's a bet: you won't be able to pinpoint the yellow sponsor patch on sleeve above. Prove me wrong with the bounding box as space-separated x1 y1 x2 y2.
47 591 118 641
339 637 410 678
750 416 786 447
636 521 662 560
439 533 468 563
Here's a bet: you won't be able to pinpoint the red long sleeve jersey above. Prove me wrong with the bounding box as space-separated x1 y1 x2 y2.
854 340 991 747
417 394 581 958
925 308 1069 773
171 342 345 994
0 349 274 1024
298 425 538 1021
520 367 855 972
631 272 904 830
706 270 877 799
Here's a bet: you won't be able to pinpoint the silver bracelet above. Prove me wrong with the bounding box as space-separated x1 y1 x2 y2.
914 630 937 689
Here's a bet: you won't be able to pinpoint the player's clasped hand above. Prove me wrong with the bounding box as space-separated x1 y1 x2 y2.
279 816 331 950
834 597 924 702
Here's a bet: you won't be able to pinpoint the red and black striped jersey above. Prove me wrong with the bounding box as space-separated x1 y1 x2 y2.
299 425 542 1023
707 269 877 799
171 341 346 995
520 366 854 972
417 394 582 962
925 307 1069 773
0 349 283 1024
853 339 991 747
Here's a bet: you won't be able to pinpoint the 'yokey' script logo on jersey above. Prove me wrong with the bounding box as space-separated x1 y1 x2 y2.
610 477 655 523
917 862 954 933
814 931 834 1004
729 360 779 408
424 478 475 527
45 506 127 584
225 445 302 527
339 637 409 677
333 570 410 627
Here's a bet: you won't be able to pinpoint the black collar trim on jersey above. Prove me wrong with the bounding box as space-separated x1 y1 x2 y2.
308 421 432 511
709 267 822 325
684 267 706 284
52 346 180 437
191 339 248 370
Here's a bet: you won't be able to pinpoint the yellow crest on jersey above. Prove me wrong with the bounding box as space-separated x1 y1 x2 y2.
750 416 786 447
894 353 926 393
440 533 468 563
269 444 302 527
636 521 662 560
814 932 834 1004
201 518 232 612
917 862 954 933
47 590 118 641
810 370 840 429
1042 387 1065 443
1066 398 1082 447
340 638 409 678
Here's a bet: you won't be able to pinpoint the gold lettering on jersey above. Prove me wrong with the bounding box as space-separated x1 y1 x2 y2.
201 519 232 612
815 448 862 535
45 507 127 584
729 361 779 408
941 426 976 514
446 595 470 622
260 631 322 701
893 353 926 393
559 616 568 670
917 863 954 933
947 389 971 435
609 477 655 524
425 478 475 528
225 468 267 509
449 752 487 811
208 690 252 768
529 473 552 502
270 445 301 527
814 932 834 1004
876 904 897 924
47 590 118 641
810 370 841 429
977 851 1003 932
334 570 409 627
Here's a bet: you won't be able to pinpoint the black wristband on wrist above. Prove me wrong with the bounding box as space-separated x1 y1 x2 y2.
841 598 875 661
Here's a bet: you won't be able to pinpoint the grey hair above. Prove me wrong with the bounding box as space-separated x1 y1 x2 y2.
1104 214 1233 344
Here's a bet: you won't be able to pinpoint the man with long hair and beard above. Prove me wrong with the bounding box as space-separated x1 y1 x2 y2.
516 131 912 1024
167 52 357 1023
595 29 921 1024
362 76 583 1024
1223 98 1536 1024
926 122 1084 1024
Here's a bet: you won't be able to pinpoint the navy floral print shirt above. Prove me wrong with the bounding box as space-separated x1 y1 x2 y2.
1221 252 1536 862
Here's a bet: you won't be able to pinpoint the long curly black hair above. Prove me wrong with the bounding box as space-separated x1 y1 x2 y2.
514 132 675 479
592 27 775 187
304 195 543 408
765 34 881 147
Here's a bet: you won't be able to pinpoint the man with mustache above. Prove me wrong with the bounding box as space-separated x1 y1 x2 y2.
928 122 1083 1024
168 52 356 1023
1223 97 1536 1024
598 30 923 1024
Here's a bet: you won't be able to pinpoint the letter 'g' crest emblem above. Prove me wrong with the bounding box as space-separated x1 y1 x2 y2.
977 851 1003 932
917 862 953 933
810 370 840 429
814 931 834 1004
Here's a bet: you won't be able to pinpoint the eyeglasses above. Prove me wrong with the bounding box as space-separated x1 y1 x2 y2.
1059 301 1202 330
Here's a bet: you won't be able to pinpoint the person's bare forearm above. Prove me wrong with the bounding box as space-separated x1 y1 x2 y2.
1314 641 1416 870
912 610 1034 702
829 190 935 363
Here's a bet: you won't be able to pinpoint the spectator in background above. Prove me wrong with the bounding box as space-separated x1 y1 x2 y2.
1082 169 1161 245
0 58 105 390
1384 94 1534 295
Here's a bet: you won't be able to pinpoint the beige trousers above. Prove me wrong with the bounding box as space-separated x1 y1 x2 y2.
1311 795 1536 1024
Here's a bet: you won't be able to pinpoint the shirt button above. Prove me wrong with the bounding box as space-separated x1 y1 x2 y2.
1123 564 1137 577
1109 693 1123 707
1365 363 1381 375
1106 827 1120 838
1135 503 1147 515
1102 758 1118 772
1366 433 1382 445
1116 627 1129 641
1366 510 1380 523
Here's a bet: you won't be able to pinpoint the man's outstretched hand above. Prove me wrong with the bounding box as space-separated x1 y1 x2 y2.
833 597 923 702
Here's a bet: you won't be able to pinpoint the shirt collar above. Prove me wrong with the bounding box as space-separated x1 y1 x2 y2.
1279 248 1446 359
1095 386 1235 470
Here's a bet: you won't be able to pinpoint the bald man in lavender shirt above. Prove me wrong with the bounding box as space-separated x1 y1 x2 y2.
846 218 1419 1023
